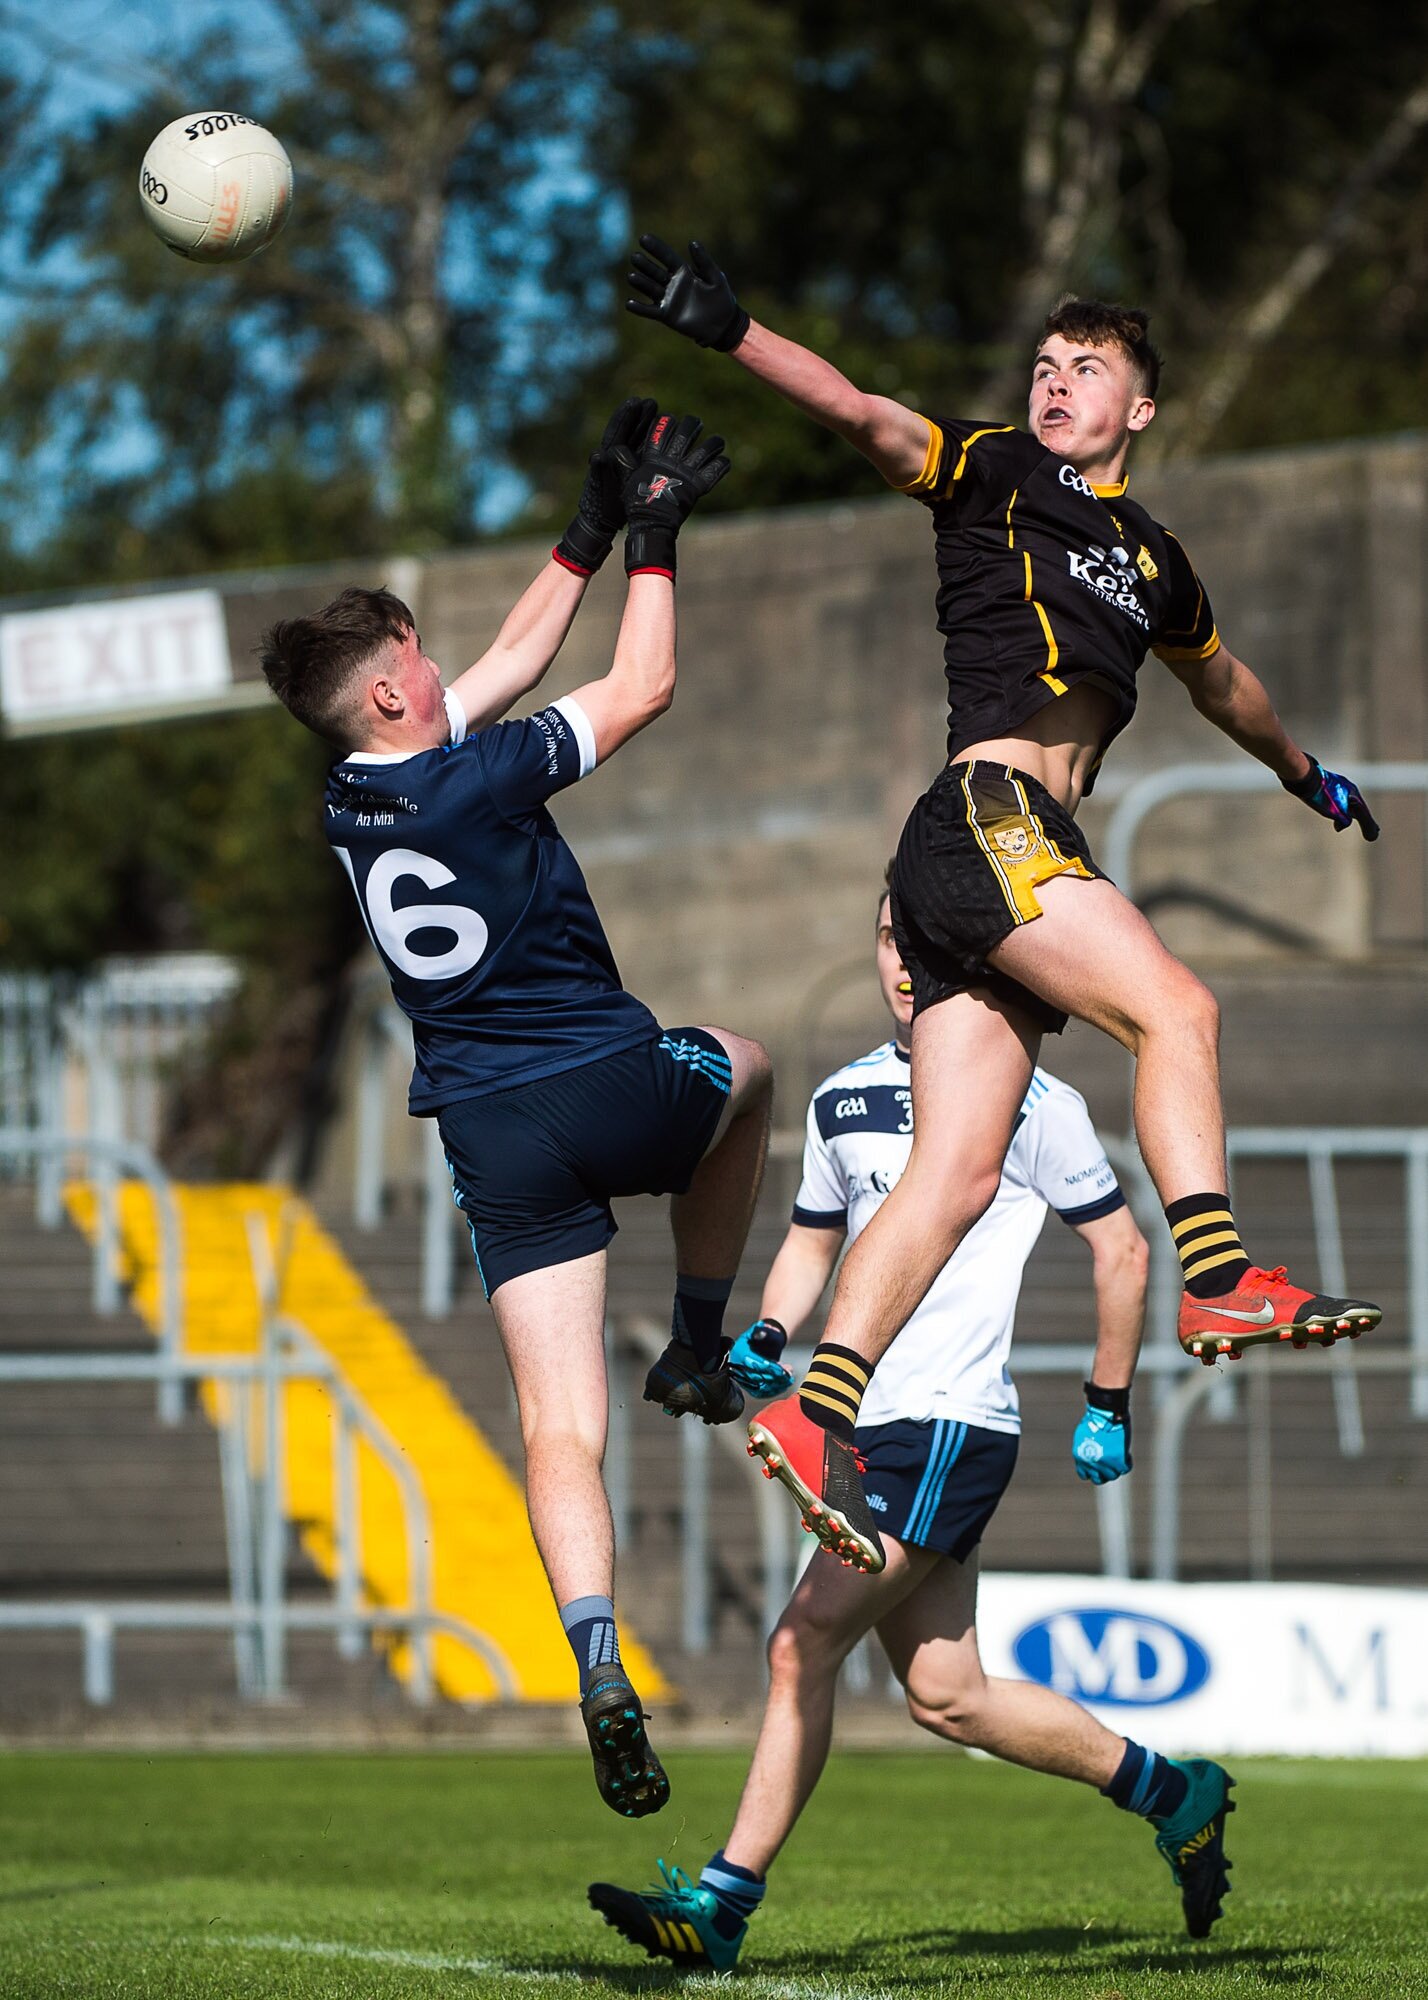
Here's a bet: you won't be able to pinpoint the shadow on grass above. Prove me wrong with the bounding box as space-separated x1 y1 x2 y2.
755 1924 1323 1987
468 1930 1325 1993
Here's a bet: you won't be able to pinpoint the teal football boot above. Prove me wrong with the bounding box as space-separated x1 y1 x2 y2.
1152 1758 1235 1938
589 1859 745 1972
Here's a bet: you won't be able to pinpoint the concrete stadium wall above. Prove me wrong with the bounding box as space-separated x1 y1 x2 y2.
413 429 1428 1057
9 429 1422 1167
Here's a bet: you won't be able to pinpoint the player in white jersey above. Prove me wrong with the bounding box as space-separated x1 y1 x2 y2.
591 877 1234 1965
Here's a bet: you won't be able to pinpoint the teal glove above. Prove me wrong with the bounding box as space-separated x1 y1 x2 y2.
727 1319 793 1398
1073 1383 1132 1484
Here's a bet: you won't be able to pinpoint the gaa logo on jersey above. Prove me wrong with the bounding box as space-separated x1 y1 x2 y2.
1013 1607 1210 1707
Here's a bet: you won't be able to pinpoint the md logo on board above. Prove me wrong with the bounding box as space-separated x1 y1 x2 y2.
1013 1609 1211 1707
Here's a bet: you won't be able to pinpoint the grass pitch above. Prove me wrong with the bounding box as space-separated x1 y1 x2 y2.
0 1751 1423 1997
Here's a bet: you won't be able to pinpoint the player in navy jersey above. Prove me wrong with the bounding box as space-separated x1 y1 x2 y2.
625 239 1381 1572
590 877 1232 1968
260 404 775 1818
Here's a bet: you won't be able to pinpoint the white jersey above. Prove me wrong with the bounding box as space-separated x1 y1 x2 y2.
793 1042 1123 1434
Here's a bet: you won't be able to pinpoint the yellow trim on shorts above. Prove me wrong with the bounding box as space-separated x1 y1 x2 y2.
1010 775 1095 886
961 768 1025 922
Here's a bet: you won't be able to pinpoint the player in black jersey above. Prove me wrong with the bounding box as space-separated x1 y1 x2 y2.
261 405 775 1813
627 239 1382 1572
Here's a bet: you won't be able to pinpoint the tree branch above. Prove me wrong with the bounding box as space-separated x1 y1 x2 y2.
1167 66 1428 453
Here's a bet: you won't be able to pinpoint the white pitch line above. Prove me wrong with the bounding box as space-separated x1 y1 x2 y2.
207 1932 893 1999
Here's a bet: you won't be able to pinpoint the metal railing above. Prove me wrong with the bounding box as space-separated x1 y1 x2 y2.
0 1601 509 1709
0 1341 514 1708
610 1315 1163 1655
0 1126 184 1423
352 994 455 1317
1226 1128 1428 1419
1150 1345 1417 1582
0 1184 515 1709
0 960 238 1225
1102 760 1428 899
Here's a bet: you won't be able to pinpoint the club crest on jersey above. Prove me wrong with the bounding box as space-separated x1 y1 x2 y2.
1065 542 1150 631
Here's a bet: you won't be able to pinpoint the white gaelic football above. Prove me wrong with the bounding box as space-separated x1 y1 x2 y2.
139 113 292 263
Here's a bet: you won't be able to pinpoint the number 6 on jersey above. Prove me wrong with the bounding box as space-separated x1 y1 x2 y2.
334 847 488 981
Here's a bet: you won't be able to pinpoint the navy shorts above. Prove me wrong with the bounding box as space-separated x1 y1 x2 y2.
854 1416 1019 1560
437 1027 731 1298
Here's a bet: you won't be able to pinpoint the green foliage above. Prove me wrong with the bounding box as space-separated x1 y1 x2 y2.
0 709 351 974
3 0 1428 1139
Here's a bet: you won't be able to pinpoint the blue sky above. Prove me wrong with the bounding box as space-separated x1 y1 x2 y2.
0 0 611 550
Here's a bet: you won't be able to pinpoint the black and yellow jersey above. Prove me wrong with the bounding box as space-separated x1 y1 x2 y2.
900 415 1219 789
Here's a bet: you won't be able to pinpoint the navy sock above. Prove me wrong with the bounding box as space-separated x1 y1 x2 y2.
673 1274 735 1372
1101 1740 1189 1822
560 1594 622 1695
699 1850 765 1941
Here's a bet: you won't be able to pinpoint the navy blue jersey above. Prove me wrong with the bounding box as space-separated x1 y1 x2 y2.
325 689 656 1112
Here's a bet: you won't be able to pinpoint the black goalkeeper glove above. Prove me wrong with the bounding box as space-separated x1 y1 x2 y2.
1282 754 1380 840
617 411 730 577
553 395 658 576
626 234 750 352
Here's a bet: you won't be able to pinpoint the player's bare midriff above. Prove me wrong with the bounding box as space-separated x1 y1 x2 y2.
953 679 1117 814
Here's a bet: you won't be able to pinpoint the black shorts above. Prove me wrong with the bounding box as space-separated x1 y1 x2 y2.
889 759 1103 1034
854 1416 1019 1561
437 1027 730 1298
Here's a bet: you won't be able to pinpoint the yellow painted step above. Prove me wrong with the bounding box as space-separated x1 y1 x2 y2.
66 1181 666 1704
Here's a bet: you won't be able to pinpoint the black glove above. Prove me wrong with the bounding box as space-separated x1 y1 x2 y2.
617 412 730 576
626 235 750 352
1282 754 1381 841
553 396 657 576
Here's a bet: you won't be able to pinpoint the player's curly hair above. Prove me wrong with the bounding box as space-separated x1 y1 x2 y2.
260 585 415 748
1040 296 1162 398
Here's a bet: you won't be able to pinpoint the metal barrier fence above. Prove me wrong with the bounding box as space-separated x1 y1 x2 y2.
351 993 455 1318
0 1343 514 1706
1103 760 1428 900
0 1126 184 1422
0 1175 515 1709
1150 1345 1418 1583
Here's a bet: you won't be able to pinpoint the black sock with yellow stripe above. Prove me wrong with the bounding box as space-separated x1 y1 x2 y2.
798 1342 872 1441
1167 1192 1252 1299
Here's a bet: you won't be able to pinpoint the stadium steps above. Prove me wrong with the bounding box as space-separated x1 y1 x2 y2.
0 1183 390 1719
64 1182 665 1707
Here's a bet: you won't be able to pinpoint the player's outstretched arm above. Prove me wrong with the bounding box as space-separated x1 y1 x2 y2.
1070 1204 1148 1485
1167 644 1380 838
445 397 657 731
562 411 730 764
725 1223 843 1398
626 234 928 489
760 1223 844 1338
444 558 590 732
